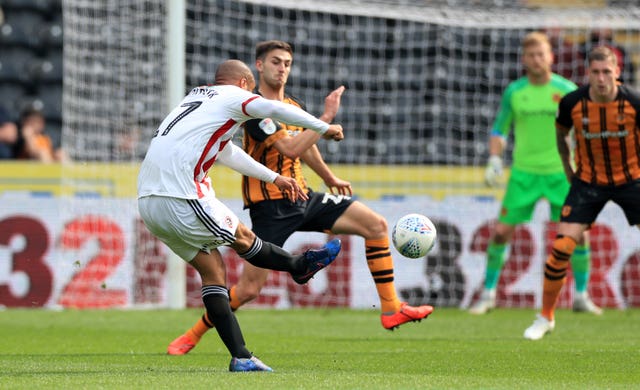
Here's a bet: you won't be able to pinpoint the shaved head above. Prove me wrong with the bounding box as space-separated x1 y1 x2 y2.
214 59 255 89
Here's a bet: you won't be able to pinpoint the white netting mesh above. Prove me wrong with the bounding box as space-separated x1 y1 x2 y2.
184 0 640 166
60 0 640 308
63 0 166 162
61 1 168 307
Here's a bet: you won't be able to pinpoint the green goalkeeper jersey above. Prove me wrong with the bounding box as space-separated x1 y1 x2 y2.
491 73 577 174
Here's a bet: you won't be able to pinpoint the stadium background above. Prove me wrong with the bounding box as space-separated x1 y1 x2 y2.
0 0 639 310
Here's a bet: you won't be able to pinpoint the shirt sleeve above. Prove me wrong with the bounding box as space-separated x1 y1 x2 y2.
491 84 514 137
555 95 574 130
244 97 329 134
215 142 278 183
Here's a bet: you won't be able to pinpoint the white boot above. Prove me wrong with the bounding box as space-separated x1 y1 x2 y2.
469 289 496 315
572 291 603 315
523 314 555 340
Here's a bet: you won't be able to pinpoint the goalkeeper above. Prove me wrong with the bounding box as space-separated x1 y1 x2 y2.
470 32 601 315
167 40 434 356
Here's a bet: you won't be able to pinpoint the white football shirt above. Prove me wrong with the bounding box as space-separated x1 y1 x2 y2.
137 84 329 199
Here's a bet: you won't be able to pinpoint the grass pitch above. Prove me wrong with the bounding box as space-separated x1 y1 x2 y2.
0 307 638 389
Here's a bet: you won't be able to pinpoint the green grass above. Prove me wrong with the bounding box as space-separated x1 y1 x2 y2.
0 308 638 389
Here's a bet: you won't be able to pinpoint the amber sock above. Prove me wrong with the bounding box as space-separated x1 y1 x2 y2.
541 236 576 320
229 285 241 311
366 237 402 313
186 312 214 342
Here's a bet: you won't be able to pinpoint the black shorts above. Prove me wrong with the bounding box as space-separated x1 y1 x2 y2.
561 177 640 226
249 190 354 246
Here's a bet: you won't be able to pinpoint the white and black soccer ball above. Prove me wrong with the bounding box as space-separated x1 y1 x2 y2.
392 213 437 259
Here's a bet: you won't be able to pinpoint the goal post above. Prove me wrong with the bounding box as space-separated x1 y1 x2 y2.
165 0 187 309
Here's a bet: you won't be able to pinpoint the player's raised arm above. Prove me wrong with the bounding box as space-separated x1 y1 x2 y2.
245 96 343 138
318 86 345 141
297 86 348 193
322 125 344 141
318 85 345 123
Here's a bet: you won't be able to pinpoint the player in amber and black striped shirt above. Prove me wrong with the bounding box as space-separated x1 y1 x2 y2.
241 94 310 206
556 79 640 187
524 46 640 340
167 40 435 355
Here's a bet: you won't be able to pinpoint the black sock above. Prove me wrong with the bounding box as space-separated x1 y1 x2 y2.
239 237 304 273
201 285 251 359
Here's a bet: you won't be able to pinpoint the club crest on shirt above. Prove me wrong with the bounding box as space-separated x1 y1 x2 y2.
561 205 572 217
225 216 233 228
552 93 562 103
258 118 277 135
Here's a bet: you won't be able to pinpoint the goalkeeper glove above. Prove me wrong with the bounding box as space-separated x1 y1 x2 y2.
484 155 503 187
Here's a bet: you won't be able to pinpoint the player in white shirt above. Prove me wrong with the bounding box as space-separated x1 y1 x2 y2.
137 60 344 372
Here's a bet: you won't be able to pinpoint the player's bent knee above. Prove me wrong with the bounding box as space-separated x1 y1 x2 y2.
371 216 388 237
359 212 387 239
231 223 256 252
551 235 577 258
236 282 263 304
492 224 514 244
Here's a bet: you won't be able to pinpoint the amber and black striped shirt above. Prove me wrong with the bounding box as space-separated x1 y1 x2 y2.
241 94 309 207
556 84 640 186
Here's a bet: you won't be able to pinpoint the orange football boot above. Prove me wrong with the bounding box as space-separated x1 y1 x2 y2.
167 334 197 355
381 302 434 330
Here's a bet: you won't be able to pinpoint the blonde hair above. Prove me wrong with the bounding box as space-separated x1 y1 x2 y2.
522 31 551 50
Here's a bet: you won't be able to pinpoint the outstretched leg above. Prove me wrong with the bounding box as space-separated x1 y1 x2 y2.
232 223 340 283
332 201 434 330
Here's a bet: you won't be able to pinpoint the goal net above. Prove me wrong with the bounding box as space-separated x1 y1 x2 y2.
59 0 640 310
60 1 169 308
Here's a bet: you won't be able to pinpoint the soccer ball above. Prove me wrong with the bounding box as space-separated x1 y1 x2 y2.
392 213 437 259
